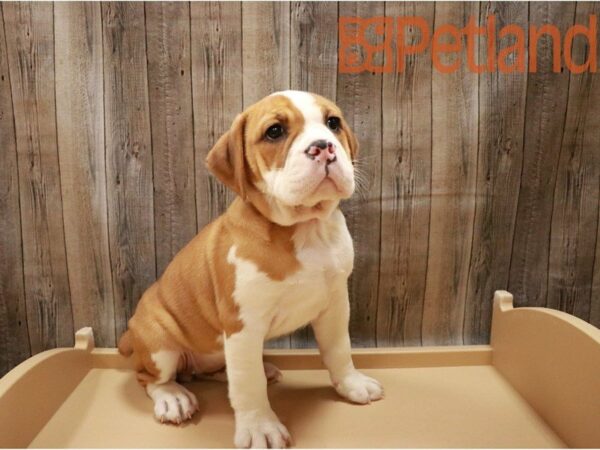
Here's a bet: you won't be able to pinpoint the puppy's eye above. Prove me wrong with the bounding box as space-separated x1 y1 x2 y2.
265 124 285 141
326 116 341 132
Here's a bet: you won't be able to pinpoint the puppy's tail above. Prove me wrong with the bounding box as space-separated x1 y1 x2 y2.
118 330 133 357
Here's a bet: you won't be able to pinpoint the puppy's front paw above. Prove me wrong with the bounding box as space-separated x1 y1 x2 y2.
334 371 384 404
234 409 291 448
147 381 199 424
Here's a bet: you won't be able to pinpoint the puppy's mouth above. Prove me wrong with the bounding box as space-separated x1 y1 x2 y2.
289 177 343 217
299 177 341 203
316 176 340 192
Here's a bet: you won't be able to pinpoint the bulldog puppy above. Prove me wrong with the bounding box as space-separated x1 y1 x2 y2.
118 90 383 448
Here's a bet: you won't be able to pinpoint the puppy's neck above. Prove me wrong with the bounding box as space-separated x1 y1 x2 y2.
226 195 340 242
240 187 339 227
225 197 293 242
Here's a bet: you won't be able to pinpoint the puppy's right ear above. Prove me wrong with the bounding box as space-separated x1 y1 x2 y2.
205 113 249 199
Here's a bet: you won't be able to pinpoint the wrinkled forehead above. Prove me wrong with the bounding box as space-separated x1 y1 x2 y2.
245 91 341 129
273 90 341 124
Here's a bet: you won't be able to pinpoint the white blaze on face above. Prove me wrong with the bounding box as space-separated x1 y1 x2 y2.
261 90 355 210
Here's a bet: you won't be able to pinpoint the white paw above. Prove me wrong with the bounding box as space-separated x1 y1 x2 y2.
147 381 199 424
263 362 282 384
234 409 291 448
334 371 384 404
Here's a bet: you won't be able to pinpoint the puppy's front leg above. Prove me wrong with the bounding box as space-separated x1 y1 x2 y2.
312 282 384 404
225 328 291 448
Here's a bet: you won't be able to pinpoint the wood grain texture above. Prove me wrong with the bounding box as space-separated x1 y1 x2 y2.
145 2 197 276
463 2 528 344
242 1 292 349
191 1 242 230
3 3 73 352
54 2 115 347
422 2 480 345
290 1 338 99
547 2 600 323
0 4 31 375
508 2 576 308
102 2 156 338
337 1 384 348
289 0 338 348
242 1 290 106
377 2 433 347
593 205 600 327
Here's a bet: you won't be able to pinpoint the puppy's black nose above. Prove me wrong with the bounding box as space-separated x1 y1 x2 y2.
312 140 328 150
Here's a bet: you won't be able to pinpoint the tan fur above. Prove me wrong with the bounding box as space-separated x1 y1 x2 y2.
117 330 132 356
120 198 301 384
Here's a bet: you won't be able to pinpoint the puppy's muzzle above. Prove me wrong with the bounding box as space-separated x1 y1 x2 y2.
305 140 337 165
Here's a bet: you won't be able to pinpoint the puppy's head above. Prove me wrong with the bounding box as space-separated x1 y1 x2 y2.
206 91 358 225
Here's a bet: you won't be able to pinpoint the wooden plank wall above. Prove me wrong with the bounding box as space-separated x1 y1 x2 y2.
1 1 599 374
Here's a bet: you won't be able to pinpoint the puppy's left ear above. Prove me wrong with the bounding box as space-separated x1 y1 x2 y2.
205 113 249 199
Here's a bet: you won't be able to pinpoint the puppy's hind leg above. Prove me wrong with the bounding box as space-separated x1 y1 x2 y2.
145 350 199 424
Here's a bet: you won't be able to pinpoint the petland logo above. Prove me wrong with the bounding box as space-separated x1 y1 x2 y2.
339 15 597 74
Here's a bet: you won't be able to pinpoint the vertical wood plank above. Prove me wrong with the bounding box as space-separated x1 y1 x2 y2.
548 2 600 323
508 2 575 308
242 1 290 106
3 3 74 352
337 1 384 348
592 208 600 327
102 2 156 338
289 1 338 99
463 2 528 344
145 2 197 276
0 4 31 375
289 1 338 348
242 1 291 348
422 2 479 345
377 2 433 347
191 1 242 230
55 2 115 346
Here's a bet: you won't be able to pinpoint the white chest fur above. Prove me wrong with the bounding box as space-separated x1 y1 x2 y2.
227 209 354 340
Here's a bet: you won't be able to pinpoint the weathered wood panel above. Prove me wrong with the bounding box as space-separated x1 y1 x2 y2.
547 2 600 323
377 2 434 347
0 3 31 374
337 1 384 348
242 1 292 349
145 2 197 276
592 212 600 327
289 1 338 348
422 2 480 345
508 2 576 308
54 2 115 346
242 2 290 106
102 2 156 338
3 2 73 352
290 1 338 99
463 2 528 344
191 2 242 230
